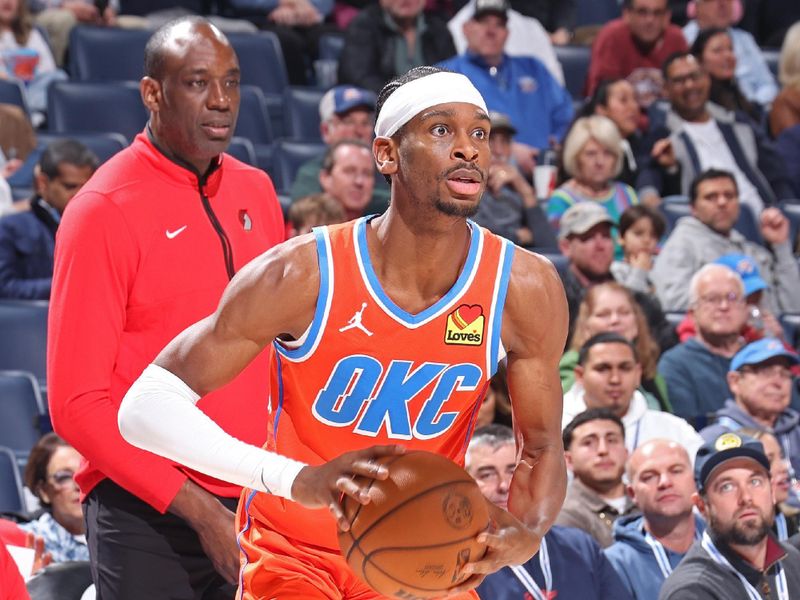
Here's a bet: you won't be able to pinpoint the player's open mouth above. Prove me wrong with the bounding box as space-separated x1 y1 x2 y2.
446 169 482 196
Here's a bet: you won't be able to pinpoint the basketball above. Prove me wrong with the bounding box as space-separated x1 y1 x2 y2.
337 450 490 599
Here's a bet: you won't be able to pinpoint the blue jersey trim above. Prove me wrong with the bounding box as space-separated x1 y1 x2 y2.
273 353 285 439
275 227 330 360
235 489 259 598
490 239 514 376
356 217 481 325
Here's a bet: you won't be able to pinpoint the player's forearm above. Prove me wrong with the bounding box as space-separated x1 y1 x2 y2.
508 444 567 538
118 364 306 500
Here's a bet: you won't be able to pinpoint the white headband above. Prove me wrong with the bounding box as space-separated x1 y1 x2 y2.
374 72 489 138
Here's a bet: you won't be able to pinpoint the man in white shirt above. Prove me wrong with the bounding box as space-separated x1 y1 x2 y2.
562 332 703 457
639 53 793 209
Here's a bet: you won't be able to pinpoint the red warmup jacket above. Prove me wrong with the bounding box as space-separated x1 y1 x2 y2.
47 131 285 513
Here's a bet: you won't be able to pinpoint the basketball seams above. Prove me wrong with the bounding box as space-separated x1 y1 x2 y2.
344 453 407 563
350 478 480 547
361 535 484 594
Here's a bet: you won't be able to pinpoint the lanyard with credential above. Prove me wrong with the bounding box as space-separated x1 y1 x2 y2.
644 525 702 579
509 536 551 600
776 512 788 542
701 531 789 600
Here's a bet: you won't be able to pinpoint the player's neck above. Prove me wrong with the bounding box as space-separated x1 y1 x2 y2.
645 511 695 553
367 211 473 312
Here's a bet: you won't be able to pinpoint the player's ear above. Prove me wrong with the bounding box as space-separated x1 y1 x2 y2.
140 76 162 113
374 137 399 178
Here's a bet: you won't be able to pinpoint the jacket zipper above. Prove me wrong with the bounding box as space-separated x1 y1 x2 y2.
198 179 235 280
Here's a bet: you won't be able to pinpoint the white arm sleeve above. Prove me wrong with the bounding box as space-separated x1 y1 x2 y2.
118 364 306 501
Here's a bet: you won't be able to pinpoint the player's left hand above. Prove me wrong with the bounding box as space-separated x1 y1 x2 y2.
445 502 540 596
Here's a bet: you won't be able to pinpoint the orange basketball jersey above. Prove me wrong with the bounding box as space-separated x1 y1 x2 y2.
241 217 515 552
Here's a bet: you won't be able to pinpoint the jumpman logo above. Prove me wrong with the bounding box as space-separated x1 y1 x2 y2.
339 302 373 336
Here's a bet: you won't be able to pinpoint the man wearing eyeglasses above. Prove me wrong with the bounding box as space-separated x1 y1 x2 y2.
700 339 800 477
586 0 688 108
658 263 748 424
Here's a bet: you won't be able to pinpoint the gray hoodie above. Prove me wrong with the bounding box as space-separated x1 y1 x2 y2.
652 215 800 314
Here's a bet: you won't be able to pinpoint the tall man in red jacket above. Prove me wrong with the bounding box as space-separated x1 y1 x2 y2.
586 0 688 110
46 17 285 599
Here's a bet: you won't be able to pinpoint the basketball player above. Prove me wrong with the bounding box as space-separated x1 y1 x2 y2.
118 66 568 598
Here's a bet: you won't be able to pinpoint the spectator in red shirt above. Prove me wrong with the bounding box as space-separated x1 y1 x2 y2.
586 0 688 110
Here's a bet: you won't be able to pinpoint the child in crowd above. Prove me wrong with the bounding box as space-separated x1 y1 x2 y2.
287 193 345 237
610 205 665 295
0 0 66 126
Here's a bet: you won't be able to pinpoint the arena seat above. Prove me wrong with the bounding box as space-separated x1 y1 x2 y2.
781 201 800 247
762 49 779 79
7 132 127 198
781 314 800 348
235 85 275 170
0 446 25 514
271 140 326 194
554 45 592 100
0 79 28 115
0 300 48 388
27 562 94 600
319 33 345 61
284 87 324 142
226 137 257 166
0 371 46 466
664 311 687 330
574 0 621 27
47 82 148 141
68 26 149 81
659 201 691 233
228 31 288 96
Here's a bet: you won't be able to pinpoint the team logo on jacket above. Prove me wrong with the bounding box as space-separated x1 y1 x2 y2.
238 209 252 231
445 304 484 346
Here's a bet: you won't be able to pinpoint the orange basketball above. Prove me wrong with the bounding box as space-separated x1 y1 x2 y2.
337 450 490 599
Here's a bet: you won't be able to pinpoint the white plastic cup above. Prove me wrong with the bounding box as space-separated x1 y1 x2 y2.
534 165 557 199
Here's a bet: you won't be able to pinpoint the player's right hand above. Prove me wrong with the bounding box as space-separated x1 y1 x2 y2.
291 445 406 531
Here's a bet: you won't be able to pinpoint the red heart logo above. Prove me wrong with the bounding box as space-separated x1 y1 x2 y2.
454 304 483 329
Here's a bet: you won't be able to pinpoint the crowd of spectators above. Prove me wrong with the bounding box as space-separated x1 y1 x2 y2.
0 0 799 597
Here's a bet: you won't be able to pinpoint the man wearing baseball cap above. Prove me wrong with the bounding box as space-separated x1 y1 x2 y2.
660 432 800 599
701 339 800 476
290 85 390 212
471 111 556 250
557 203 677 350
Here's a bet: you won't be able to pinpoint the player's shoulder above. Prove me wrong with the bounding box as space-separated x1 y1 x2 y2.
508 247 562 294
240 231 319 288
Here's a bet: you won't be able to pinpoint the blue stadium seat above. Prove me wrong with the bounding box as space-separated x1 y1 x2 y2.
762 49 779 79
47 82 148 141
664 311 687 329
734 204 763 245
226 137 257 166
277 194 292 217
0 300 48 388
68 26 150 81
781 201 800 249
236 85 273 144
659 201 691 233
318 33 345 61
228 31 288 96
539 253 569 278
781 314 800 348
7 132 127 195
0 79 28 115
0 371 46 465
271 140 326 194
574 0 620 27
554 45 591 100
0 446 25 514
284 87 324 141
662 195 689 204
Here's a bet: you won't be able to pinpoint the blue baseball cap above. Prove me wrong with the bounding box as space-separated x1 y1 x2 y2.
694 432 770 492
713 253 767 297
319 86 376 122
729 337 800 372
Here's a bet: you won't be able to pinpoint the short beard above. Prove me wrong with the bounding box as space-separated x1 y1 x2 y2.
434 196 480 218
710 511 771 547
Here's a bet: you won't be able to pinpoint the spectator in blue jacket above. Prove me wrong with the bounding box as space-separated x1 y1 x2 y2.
0 139 96 300
437 0 572 176
467 423 633 600
605 439 706 600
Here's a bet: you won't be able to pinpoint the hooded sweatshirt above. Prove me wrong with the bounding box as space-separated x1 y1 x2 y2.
605 514 706 600
700 399 800 475
562 383 703 458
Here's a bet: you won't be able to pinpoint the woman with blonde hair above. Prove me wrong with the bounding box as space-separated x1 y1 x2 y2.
560 281 670 412
770 22 800 138
547 115 638 253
